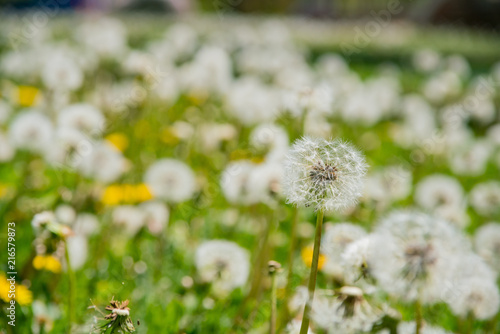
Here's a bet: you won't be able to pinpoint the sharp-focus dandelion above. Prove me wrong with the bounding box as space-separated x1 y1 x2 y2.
283 136 367 334
283 137 368 212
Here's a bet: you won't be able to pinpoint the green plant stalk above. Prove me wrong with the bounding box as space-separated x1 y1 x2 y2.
299 209 324 334
285 206 299 296
465 312 474 334
270 271 278 334
280 206 299 326
64 241 76 329
415 299 422 334
233 208 276 329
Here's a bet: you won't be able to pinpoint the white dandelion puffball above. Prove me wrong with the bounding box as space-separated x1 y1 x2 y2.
58 103 105 134
140 201 169 235
474 222 500 272
470 181 500 216
368 210 470 303
112 205 147 236
321 222 367 279
41 54 83 91
283 137 368 211
446 277 500 320
220 160 256 205
310 288 379 333
397 321 452 334
79 142 126 183
195 240 250 295
8 110 53 153
414 174 465 211
144 159 196 203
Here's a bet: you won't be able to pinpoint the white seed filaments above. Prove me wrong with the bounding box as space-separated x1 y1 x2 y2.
283 137 368 211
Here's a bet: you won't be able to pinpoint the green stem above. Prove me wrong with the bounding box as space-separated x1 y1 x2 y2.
465 313 474 334
64 241 76 329
285 206 299 296
233 208 276 330
270 271 277 334
415 299 422 334
278 206 299 330
248 210 275 302
299 209 324 334
155 204 173 281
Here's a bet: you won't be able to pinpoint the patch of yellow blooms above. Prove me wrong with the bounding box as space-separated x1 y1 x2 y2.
0 273 33 306
32 255 62 273
101 183 153 206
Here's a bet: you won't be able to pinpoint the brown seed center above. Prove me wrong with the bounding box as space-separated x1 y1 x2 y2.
309 161 338 185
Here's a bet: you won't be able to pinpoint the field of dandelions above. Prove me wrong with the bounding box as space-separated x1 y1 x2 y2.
1 14 500 334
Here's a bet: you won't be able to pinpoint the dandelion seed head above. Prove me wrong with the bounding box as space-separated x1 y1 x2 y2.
474 222 500 272
369 210 470 303
283 137 368 211
195 240 250 297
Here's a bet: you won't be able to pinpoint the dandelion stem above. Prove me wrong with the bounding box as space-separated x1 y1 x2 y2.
299 209 324 334
415 299 422 334
286 206 299 294
64 241 76 329
279 206 299 328
270 268 278 334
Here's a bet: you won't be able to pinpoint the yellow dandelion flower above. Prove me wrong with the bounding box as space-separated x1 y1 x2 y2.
105 133 129 152
101 185 123 206
135 183 153 202
44 256 62 273
301 246 326 270
32 255 46 271
14 284 33 306
17 86 40 107
0 275 11 303
0 274 32 306
33 255 62 273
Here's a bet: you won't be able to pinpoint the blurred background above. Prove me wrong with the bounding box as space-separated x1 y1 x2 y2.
1 0 500 30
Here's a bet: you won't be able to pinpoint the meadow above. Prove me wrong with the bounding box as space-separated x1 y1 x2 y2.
0 14 500 334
